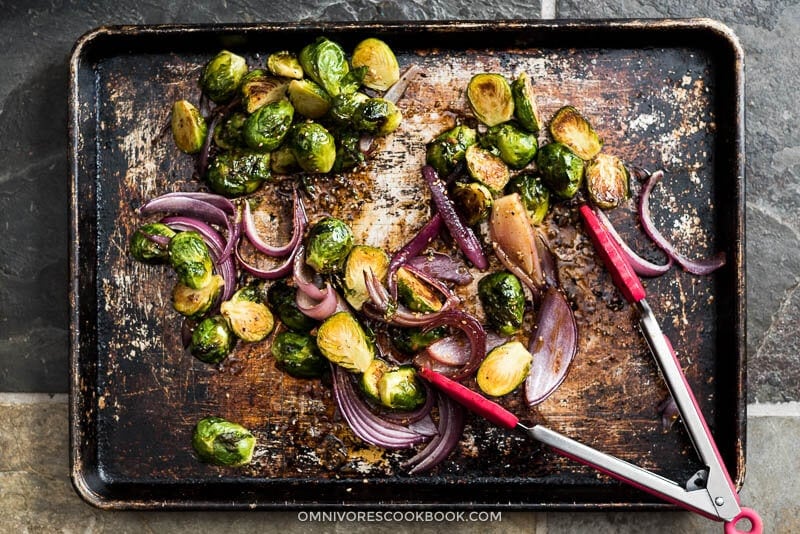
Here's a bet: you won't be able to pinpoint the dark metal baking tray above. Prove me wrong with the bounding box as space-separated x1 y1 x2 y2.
69 19 745 509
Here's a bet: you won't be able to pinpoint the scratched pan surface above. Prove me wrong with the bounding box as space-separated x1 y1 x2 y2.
69 20 745 509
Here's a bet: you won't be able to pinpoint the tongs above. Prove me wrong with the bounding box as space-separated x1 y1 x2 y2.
418 204 761 533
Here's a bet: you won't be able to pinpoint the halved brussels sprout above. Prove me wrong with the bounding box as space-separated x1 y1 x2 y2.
425 125 477 177
511 72 542 133
360 358 390 401
389 325 449 355
190 315 235 364
213 112 247 150
171 100 208 154
328 92 370 126
129 222 176 264
269 145 298 174
206 151 270 197
467 73 514 127
316 311 375 373
299 37 350 96
353 98 402 135
351 38 400 91
287 122 336 174
451 181 493 226
220 285 275 342
267 51 304 79
266 279 318 333
200 50 248 103
396 266 442 313
549 105 602 160
305 217 354 274
343 245 390 310
288 79 332 119
478 271 525 336
585 153 630 209
505 173 551 225
476 340 533 397
536 142 585 199
172 274 224 319
465 145 510 193
243 99 294 152
331 128 365 172
192 416 255 467
272 331 327 378
240 70 289 114
168 231 213 290
378 365 426 410
481 123 538 169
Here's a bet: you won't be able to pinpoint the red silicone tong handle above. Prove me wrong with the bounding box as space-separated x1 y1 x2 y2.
578 204 646 303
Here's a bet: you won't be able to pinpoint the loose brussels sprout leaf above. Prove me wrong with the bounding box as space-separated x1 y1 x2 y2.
316 311 375 373
481 123 538 169
266 279 318 332
206 151 271 197
299 37 350 96
549 105 602 160
221 299 274 343
467 73 514 127
129 222 176 264
389 325 448 355
339 66 367 95
287 122 336 174
267 51 304 79
360 358 390 401
511 72 542 133
331 128 365 172
192 416 255 466
351 38 400 91
465 145 510 193
343 245 390 310
396 266 442 313
478 271 525 336
200 50 248 103
425 125 477 177
269 145 298 174
243 99 294 152
378 366 426 410
476 341 533 397
305 217 354 274
505 173 551 225
272 331 328 378
585 153 630 209
451 181 493 226
190 315 236 364
288 79 332 119
353 98 402 135
240 71 289 114
328 92 369 126
536 142 585 199
213 112 247 150
171 100 208 154
172 274 224 319
168 231 214 290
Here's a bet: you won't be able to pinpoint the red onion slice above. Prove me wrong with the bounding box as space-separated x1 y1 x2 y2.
363 268 457 328
422 310 486 381
373 382 435 426
156 192 235 214
425 332 508 367
535 233 560 288
388 213 444 298
592 206 672 277
242 190 307 257
235 239 300 280
402 394 465 474
406 252 473 286
295 282 345 321
292 244 327 301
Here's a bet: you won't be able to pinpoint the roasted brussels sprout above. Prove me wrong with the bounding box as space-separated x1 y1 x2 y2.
396 266 442 313
549 105 602 160
168 231 214 290
536 142 585 199
451 181 493 226
190 315 235 363
360 358 390 401
389 325 448 355
172 274 224 319
240 70 289 114
351 38 400 91
478 271 525 336
331 128 365 172
266 279 318 332
343 245 390 310
481 123 538 169
299 37 350 96
213 112 247 150
425 125 477 177
476 341 533 397
220 285 275 342
316 311 375 373
192 416 256 467
171 100 207 154
465 145 510 193
339 66 367 95
243 99 294 152
305 217 354 274
511 72 542 133
272 331 327 378
200 50 248 103
288 79 332 119
129 222 176 264
206 151 270 197
505 173 551 225
269 145 298 174
378 365 426 410
267 50 304 79
467 73 514 127
328 92 369 125
353 98 402 135
585 153 630 209
287 122 336 173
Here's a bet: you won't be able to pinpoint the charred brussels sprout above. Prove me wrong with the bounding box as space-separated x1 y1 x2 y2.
396 267 442 313
267 50 304 79
305 217 354 274
272 331 327 378
425 125 477 177
481 123 537 169
172 274 224 319
451 181 493 226
467 73 514 127
200 50 248 103
332 128 365 172
465 145 510 193
378 366 426 410
190 315 235 363
240 70 288 114
328 92 369 125
585 153 630 209
288 79 332 119
192 416 255 466
511 72 542 133
243 99 294 152
549 105 602 160
343 245 390 310
287 122 336 173
478 271 525 336
206 151 270 197
353 98 402 135
213 112 247 150
168 231 213 290
129 222 176 264
536 142 584 199
266 279 318 332
220 285 275 342
351 38 400 91
389 325 448 355
360 358 390 401
476 341 533 397
171 100 207 154
505 173 551 225
316 311 375 373
299 37 350 96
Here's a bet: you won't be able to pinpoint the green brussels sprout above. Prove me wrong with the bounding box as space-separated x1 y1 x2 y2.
220 285 275 342
351 38 400 91
200 50 248 103
129 222 176 264
467 73 514 127
213 112 247 150
478 271 525 336
171 100 208 154
316 311 375 373
240 70 289 114
481 123 538 169
476 341 532 397
287 79 331 119
243 99 294 152
192 416 256 467
360 358 390 401
287 122 336 174
378 365 426 410
206 151 270 197
305 217 354 274
267 51 304 79
298 37 350 96
266 279 318 332
585 153 630 209
425 125 477 177
327 92 369 125
396 266 442 313
465 145 510 193
511 72 542 133
389 325 448 355
353 98 402 135
331 128 365 172
339 66 367 95
172 274 224 319
343 245 390 310
451 181 493 226
168 231 214 290
505 173 551 225
269 145 298 174
549 105 602 160
536 142 585 199
190 315 235 363
272 331 327 378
